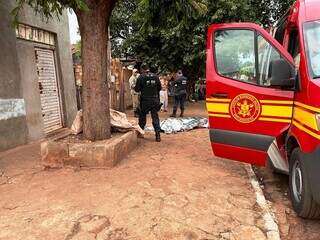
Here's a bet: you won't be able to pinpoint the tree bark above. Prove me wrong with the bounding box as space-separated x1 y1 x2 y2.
76 0 116 141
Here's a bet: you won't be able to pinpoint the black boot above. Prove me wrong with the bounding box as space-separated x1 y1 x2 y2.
155 132 161 142
180 109 184 118
170 109 177 118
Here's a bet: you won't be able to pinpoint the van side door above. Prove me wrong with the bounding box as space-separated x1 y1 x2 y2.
206 23 295 171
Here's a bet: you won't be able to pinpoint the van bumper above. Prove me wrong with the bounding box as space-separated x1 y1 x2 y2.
302 147 320 204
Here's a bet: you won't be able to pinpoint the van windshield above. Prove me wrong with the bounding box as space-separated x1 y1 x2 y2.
304 21 320 79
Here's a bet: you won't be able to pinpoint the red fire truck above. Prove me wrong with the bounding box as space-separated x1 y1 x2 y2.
206 0 320 218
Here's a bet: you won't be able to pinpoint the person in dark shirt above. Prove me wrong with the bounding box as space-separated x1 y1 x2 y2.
134 64 162 142
170 70 188 117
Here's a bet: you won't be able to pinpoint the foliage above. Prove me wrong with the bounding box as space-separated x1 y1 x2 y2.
73 40 82 61
11 0 87 23
110 0 138 57
111 0 295 86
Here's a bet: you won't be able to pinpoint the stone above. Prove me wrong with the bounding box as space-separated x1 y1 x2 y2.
69 143 93 167
92 144 108 167
63 157 81 168
112 131 138 166
41 141 68 168
40 131 138 169
109 137 125 167
126 131 138 152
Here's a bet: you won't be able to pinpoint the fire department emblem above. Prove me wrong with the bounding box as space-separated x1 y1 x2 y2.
230 94 261 123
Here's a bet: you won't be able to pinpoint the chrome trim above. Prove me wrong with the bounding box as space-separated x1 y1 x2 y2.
267 140 289 173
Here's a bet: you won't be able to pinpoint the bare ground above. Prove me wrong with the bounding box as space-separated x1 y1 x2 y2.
0 102 275 240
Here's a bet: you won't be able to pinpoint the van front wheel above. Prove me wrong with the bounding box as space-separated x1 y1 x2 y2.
289 148 320 219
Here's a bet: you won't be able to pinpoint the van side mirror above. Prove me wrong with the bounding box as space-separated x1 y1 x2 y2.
270 59 295 89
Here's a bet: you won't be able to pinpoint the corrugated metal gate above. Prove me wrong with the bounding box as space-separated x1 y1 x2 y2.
35 48 63 133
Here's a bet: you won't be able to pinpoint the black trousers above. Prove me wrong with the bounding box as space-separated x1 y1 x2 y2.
173 94 187 111
139 105 161 133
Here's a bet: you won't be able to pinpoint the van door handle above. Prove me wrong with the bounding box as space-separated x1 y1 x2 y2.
211 92 228 98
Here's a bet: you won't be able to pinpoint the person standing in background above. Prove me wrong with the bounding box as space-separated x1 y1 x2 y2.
168 75 175 97
170 70 188 118
129 69 140 117
159 75 169 112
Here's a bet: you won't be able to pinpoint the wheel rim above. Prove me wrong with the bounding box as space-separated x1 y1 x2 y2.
292 160 303 203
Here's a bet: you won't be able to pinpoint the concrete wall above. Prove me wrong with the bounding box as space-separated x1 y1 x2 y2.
0 1 77 151
16 41 46 141
0 1 28 151
16 4 77 127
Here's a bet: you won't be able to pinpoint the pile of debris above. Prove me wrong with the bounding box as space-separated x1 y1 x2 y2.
71 109 144 135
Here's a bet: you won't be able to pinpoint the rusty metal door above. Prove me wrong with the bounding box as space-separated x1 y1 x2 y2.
35 48 63 133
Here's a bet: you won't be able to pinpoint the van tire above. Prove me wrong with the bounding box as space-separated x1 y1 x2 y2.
289 148 320 219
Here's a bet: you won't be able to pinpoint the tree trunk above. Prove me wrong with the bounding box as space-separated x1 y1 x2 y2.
76 0 116 141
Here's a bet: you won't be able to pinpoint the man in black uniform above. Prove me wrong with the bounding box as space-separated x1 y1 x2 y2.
134 64 162 142
170 70 188 117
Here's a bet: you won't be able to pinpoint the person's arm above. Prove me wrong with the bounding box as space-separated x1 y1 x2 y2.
129 76 135 90
156 77 162 93
134 75 142 92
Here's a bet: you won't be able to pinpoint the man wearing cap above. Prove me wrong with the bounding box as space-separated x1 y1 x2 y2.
134 64 162 142
129 69 140 117
170 70 188 118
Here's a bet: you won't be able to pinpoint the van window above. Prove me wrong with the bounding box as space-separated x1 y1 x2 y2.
257 35 282 86
304 21 320 78
214 30 286 87
215 30 256 84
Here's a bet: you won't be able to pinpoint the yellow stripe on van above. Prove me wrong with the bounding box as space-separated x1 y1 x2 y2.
208 113 231 118
293 107 318 131
293 120 320 140
294 102 320 113
259 117 291 123
260 100 294 105
206 102 229 114
206 98 231 103
261 105 293 118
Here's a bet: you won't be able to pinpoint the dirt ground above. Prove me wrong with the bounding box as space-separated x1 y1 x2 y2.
0 132 266 240
254 167 320 240
0 102 308 240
